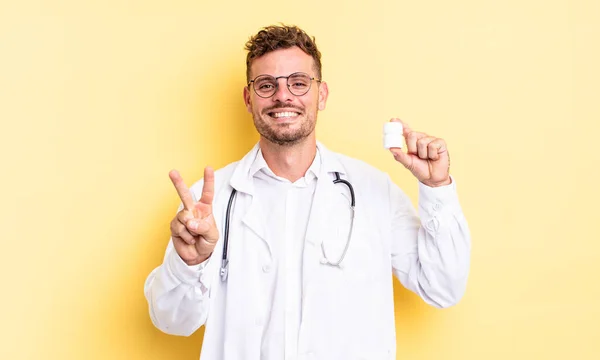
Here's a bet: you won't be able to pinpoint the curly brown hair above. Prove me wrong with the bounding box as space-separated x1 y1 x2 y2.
244 24 322 83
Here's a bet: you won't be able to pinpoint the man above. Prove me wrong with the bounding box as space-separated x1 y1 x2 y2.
144 24 471 360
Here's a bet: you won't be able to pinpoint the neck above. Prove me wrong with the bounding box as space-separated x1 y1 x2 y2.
259 136 317 182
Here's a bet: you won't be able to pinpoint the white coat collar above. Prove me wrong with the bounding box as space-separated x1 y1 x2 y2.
229 141 346 195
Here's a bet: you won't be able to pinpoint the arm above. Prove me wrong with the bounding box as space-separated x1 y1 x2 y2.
389 176 471 308
144 239 212 336
144 168 219 335
385 118 471 307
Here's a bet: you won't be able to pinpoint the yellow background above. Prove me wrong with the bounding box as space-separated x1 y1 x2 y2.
1 0 599 359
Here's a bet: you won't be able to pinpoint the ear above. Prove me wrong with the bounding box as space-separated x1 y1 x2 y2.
243 86 252 113
317 81 329 111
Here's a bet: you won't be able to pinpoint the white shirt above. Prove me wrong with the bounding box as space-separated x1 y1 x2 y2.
249 148 321 360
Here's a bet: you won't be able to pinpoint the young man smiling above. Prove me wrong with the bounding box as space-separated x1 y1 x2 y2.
145 24 471 360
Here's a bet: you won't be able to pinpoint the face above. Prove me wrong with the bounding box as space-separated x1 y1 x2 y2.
244 47 329 147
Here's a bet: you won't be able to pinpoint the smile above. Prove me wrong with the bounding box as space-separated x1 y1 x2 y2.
269 111 300 118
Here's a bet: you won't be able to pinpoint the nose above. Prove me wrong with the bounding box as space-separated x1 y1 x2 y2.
271 78 293 102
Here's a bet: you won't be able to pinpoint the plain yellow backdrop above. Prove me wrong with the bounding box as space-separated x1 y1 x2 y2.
1 0 599 359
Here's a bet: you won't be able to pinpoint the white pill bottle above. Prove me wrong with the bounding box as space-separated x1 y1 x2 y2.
383 121 404 149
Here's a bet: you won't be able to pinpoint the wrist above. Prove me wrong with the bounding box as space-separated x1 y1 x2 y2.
421 176 452 187
185 252 212 266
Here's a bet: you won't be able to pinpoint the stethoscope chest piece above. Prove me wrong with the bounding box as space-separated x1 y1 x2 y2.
220 259 229 281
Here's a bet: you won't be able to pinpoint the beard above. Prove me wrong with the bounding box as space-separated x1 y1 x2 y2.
252 103 317 147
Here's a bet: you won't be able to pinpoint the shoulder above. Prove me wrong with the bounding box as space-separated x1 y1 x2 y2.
324 147 413 200
188 161 239 199
213 162 239 187
329 150 391 185
327 150 415 213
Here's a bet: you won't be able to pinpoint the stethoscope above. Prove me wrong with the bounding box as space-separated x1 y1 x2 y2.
220 172 355 282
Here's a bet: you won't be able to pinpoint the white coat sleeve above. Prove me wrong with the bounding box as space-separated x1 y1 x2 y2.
389 176 471 308
144 235 213 336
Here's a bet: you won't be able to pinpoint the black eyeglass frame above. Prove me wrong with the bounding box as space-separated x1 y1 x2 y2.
247 72 322 98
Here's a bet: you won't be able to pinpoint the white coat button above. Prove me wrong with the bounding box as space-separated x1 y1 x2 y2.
426 218 440 232
262 264 272 273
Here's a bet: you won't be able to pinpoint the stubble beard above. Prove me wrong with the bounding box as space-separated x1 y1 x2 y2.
252 105 317 147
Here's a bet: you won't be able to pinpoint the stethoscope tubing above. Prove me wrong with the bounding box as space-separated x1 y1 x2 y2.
220 172 354 281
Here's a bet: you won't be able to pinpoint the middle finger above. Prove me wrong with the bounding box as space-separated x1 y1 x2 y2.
417 136 437 159
406 131 428 155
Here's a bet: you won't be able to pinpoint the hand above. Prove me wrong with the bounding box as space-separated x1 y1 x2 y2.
168 167 219 266
388 118 452 187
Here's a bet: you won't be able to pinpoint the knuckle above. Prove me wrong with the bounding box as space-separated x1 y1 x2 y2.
178 210 193 223
171 224 184 237
178 209 190 218
170 218 180 233
177 228 194 242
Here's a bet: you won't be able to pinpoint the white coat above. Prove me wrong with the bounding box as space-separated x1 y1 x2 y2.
144 142 471 360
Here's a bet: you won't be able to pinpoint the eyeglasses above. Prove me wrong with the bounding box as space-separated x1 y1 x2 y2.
248 72 321 98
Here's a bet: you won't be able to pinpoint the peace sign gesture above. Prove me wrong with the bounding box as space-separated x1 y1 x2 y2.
388 119 452 187
168 167 219 265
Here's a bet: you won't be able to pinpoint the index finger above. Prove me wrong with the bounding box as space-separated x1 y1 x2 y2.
199 167 215 205
169 169 195 211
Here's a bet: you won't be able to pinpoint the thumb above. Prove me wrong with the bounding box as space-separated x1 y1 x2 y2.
390 148 412 169
187 215 220 242
202 221 219 245
202 215 220 243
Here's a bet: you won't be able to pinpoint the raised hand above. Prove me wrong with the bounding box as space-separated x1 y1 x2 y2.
168 167 219 265
388 118 452 187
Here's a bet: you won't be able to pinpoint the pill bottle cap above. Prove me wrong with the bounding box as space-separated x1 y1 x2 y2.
383 121 403 134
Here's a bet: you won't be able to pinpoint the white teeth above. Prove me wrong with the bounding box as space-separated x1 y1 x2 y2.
272 111 298 118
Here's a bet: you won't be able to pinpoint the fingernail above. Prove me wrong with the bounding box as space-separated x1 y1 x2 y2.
189 221 198 230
